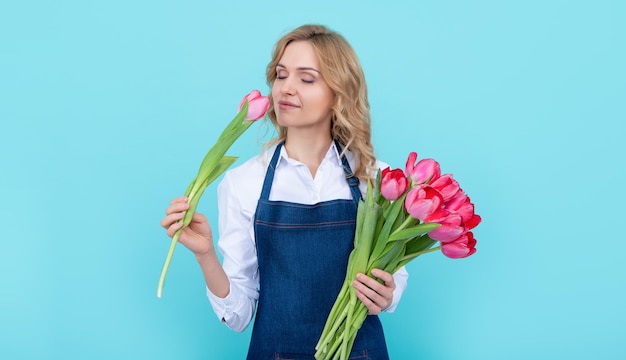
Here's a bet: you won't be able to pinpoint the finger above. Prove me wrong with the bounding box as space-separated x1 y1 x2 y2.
170 196 188 206
165 197 189 215
354 288 381 315
353 274 386 307
354 272 394 310
356 273 386 295
160 211 185 229
371 269 396 290
165 219 184 237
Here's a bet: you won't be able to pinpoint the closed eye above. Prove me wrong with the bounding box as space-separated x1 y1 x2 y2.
276 68 288 80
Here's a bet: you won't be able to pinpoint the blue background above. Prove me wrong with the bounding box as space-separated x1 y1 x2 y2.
1 0 624 359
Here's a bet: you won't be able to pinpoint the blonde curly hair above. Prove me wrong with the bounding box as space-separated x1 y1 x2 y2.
264 24 376 182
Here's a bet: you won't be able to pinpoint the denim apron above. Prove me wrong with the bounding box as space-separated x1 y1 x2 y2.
247 142 389 360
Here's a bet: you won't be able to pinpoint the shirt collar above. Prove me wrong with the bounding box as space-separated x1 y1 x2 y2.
276 141 343 168
328 141 343 166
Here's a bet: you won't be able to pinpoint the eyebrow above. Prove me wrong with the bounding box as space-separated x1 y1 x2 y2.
276 64 320 73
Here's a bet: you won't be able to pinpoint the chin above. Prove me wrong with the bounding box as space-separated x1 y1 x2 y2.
275 115 295 127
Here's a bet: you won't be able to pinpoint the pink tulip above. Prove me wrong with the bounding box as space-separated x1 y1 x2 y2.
441 232 477 258
447 193 478 225
430 174 460 202
405 152 441 185
447 190 481 229
404 185 443 221
427 212 465 242
239 90 270 121
380 167 409 201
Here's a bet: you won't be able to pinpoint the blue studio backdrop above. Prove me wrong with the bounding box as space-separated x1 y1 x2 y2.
1 1 624 359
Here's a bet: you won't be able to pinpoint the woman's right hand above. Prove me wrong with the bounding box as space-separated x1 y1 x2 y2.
160 196 214 256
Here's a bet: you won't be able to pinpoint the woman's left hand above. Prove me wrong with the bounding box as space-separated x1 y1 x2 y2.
353 268 396 315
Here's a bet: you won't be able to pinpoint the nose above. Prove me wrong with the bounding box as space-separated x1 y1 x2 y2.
280 77 295 96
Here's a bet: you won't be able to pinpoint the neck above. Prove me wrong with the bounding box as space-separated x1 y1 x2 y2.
284 130 333 178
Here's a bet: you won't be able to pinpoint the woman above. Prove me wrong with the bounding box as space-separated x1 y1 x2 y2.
161 24 409 359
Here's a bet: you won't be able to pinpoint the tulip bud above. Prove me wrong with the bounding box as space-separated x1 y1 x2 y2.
405 152 441 185
239 89 270 121
404 185 443 221
441 232 477 258
427 212 464 242
431 174 460 202
380 167 409 201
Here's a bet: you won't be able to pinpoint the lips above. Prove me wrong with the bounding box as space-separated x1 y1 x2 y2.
278 100 300 110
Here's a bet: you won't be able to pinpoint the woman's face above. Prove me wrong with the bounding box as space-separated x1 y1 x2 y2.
271 41 334 132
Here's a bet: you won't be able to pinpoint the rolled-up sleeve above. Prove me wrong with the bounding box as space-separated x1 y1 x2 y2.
206 171 260 332
385 266 408 313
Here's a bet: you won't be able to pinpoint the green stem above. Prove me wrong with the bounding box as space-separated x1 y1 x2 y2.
344 305 368 356
340 291 357 360
317 281 350 349
391 216 414 236
157 156 239 298
320 320 347 360
156 180 208 298
317 298 350 357
156 231 181 298
394 245 441 273
331 347 342 360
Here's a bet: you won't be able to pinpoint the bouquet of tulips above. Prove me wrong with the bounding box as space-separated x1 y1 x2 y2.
157 90 270 298
315 152 481 359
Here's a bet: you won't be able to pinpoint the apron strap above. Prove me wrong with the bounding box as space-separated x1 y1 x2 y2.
334 140 362 203
258 142 283 201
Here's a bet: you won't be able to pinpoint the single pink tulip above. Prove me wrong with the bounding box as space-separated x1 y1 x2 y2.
441 232 477 258
430 174 460 202
380 167 409 201
404 185 443 221
239 89 270 121
427 212 464 242
447 193 477 225
405 152 441 185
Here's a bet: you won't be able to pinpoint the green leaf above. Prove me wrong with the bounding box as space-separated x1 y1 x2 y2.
368 239 404 272
187 102 251 201
393 237 439 272
182 156 239 229
373 169 383 205
206 156 238 184
349 182 382 277
183 177 197 197
387 223 440 242
353 197 367 247
369 193 406 260
404 234 437 255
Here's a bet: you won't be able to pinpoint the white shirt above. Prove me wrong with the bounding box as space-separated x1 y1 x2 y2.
207 142 409 332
